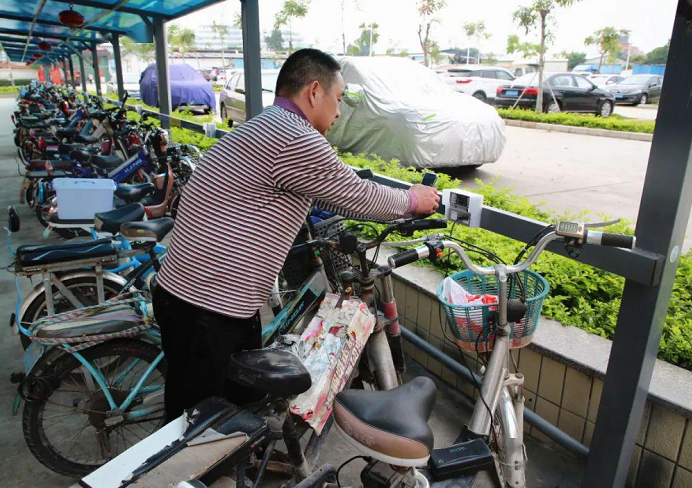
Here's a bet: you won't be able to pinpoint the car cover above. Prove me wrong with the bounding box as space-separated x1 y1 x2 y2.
140 63 216 110
326 57 506 168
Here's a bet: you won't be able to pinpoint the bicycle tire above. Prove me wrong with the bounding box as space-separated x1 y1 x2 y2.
22 339 167 477
492 387 526 488
18 275 127 350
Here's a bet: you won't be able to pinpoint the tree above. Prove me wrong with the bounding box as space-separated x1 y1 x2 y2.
562 50 586 70
339 0 360 55
506 34 539 59
584 27 629 70
168 25 196 62
484 52 498 64
346 22 379 56
274 0 310 53
645 41 670 64
385 46 409 57
211 21 230 81
121 36 155 65
463 21 490 64
265 28 285 52
513 0 581 112
417 0 446 67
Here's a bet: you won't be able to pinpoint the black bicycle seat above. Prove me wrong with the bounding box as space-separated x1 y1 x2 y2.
227 349 311 398
74 133 99 144
94 203 146 234
55 127 79 139
120 217 175 242
333 376 437 465
116 183 156 203
91 154 124 170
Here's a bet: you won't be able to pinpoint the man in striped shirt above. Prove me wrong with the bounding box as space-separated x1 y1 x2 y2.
154 48 440 421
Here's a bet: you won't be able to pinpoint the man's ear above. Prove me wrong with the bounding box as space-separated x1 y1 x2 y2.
307 80 320 108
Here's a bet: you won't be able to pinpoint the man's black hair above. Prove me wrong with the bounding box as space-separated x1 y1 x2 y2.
275 48 341 98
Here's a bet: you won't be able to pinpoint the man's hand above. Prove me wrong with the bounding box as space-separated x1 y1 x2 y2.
410 184 440 215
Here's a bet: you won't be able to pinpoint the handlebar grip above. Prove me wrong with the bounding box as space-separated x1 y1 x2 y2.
587 231 636 249
388 246 430 268
287 242 313 258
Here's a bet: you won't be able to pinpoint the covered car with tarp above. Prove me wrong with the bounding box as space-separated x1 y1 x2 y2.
140 63 216 114
327 57 506 168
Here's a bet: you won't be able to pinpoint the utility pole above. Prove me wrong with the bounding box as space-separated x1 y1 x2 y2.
369 23 374 56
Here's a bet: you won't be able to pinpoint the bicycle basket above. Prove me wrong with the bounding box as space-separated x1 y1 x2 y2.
436 270 549 353
280 216 351 290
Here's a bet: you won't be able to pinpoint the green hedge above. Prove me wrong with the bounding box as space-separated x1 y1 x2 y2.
134 102 692 370
0 79 33 87
497 108 655 134
0 86 20 94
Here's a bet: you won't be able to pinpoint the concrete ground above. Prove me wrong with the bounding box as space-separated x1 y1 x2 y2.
0 97 586 486
614 104 658 121
454 125 691 252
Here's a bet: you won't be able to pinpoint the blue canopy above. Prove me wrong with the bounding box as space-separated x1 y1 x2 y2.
0 0 225 65
140 63 216 110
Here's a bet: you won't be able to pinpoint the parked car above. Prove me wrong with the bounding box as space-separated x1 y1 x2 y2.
219 69 279 126
495 72 615 116
588 74 625 87
608 74 663 105
106 72 141 98
326 56 506 169
441 66 515 103
140 63 216 114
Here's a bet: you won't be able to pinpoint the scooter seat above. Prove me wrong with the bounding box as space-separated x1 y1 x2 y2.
58 143 88 155
34 305 143 339
16 238 116 267
74 133 99 144
25 170 67 179
116 183 156 203
227 349 311 398
91 154 124 170
70 148 92 163
94 203 146 234
56 127 79 139
120 218 175 242
333 376 436 466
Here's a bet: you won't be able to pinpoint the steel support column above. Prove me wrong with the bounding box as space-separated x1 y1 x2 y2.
152 18 172 129
583 1 692 486
61 58 69 85
240 0 262 120
111 34 125 101
78 49 88 100
90 44 101 96
68 55 76 89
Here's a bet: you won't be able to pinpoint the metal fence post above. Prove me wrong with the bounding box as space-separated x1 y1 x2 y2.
111 34 125 101
240 0 262 120
582 1 692 486
68 55 76 89
152 18 172 130
90 43 101 96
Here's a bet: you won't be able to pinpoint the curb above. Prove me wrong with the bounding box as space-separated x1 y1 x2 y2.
503 118 653 142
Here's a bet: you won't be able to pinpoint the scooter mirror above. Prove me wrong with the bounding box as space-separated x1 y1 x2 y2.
7 206 20 233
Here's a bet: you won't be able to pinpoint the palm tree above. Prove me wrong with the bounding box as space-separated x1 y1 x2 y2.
274 1 309 53
211 21 230 81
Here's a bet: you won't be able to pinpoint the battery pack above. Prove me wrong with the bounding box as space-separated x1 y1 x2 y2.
429 439 494 480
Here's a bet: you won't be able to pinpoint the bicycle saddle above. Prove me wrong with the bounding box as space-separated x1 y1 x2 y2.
333 376 436 467
120 217 175 242
91 154 124 170
227 349 312 398
16 238 116 267
94 203 146 234
116 183 156 204
74 133 99 144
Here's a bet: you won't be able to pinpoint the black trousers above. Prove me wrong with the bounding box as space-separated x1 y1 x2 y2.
153 285 262 423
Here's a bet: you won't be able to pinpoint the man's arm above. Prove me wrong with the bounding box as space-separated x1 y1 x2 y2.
273 132 437 220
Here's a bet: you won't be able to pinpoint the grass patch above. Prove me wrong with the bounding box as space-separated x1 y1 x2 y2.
498 108 655 134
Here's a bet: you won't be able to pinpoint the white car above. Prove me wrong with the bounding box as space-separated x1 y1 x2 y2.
219 69 279 126
441 66 516 103
106 72 141 99
588 74 625 87
327 57 506 169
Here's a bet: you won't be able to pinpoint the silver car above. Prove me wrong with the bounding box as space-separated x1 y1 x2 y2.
219 69 280 126
106 72 141 99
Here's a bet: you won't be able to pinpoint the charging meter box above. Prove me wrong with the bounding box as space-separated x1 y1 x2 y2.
53 178 116 220
442 189 483 228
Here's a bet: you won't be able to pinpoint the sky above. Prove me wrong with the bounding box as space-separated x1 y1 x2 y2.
178 0 677 58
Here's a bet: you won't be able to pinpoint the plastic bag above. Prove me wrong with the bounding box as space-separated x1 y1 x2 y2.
442 277 498 334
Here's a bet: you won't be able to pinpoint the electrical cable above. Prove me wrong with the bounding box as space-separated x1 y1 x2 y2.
336 455 369 487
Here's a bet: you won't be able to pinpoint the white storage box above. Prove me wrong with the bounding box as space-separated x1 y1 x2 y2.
53 178 116 220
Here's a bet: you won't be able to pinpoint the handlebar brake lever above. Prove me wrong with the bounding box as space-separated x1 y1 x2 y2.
584 218 621 228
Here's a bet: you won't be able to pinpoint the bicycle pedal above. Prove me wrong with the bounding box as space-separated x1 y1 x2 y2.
429 439 493 481
10 372 25 384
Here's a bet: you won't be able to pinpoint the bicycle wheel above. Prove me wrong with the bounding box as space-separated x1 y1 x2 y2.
19 274 127 350
492 387 526 488
22 339 167 477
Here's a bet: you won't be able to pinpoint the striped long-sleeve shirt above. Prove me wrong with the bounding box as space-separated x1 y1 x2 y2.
157 100 413 318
